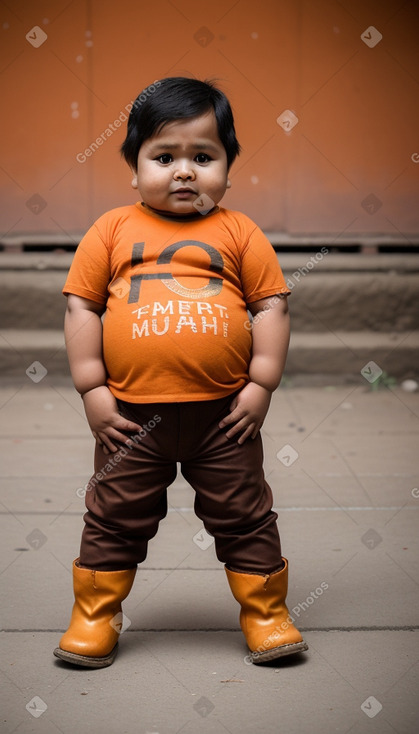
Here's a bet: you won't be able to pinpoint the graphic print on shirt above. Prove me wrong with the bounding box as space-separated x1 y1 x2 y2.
127 239 230 339
63 205 290 400
128 240 224 301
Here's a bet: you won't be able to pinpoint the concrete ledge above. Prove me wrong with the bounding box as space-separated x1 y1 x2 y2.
1 329 417 379
287 331 419 377
1 251 419 272
1 262 419 332
0 330 69 377
1 230 418 249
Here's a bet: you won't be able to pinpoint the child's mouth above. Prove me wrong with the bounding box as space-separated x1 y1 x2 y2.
172 188 196 198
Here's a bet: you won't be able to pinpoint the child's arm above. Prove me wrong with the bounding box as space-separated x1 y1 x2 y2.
219 295 290 444
65 294 142 453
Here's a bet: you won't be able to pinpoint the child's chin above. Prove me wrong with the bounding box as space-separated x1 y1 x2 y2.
168 203 197 216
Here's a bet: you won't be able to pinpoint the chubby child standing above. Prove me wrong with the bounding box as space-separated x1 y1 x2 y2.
54 77 308 668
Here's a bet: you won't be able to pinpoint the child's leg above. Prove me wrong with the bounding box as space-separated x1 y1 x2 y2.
79 401 177 570
179 395 308 662
55 402 177 666
179 396 282 573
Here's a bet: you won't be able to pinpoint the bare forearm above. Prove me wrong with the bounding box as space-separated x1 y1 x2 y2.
64 306 107 395
248 303 290 392
63 296 141 452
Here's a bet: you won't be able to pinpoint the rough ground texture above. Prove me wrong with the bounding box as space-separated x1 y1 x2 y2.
0 379 418 734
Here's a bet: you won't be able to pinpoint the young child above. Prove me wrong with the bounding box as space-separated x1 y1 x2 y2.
54 77 308 668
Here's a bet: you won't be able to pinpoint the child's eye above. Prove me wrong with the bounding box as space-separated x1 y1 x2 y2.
156 154 172 164
195 153 211 164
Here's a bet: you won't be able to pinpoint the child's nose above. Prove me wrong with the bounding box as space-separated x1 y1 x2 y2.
174 161 195 180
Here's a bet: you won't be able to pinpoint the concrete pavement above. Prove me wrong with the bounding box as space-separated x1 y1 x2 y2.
0 376 418 733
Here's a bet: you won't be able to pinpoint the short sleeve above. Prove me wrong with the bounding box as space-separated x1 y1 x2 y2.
239 219 290 303
63 218 111 304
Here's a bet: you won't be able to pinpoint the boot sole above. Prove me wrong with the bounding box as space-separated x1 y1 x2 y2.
53 643 118 668
250 640 309 664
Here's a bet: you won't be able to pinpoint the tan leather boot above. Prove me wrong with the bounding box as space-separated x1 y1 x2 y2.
225 558 308 663
53 559 136 668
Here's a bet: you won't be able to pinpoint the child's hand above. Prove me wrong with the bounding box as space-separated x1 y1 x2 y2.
82 386 142 454
218 382 272 444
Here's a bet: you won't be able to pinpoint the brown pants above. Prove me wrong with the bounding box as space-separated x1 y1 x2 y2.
79 393 283 573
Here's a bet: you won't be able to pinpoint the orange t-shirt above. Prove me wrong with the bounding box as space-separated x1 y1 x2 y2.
63 203 290 402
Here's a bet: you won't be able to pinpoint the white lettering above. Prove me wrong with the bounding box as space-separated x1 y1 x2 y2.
178 301 192 314
214 304 228 318
152 301 174 315
201 316 217 334
151 317 169 335
175 316 197 333
132 305 150 319
196 302 213 314
132 322 149 338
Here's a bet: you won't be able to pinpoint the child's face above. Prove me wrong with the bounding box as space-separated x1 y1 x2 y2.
131 110 230 215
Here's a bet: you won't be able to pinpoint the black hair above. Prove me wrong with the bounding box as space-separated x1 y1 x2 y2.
120 77 241 171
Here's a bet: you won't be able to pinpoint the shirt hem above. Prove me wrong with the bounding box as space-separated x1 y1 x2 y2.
246 286 291 303
63 285 107 304
108 384 245 404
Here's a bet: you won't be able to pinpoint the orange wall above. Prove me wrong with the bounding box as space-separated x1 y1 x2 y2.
1 0 418 239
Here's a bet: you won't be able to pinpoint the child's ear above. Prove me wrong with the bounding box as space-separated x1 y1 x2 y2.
226 178 231 189
130 168 138 189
